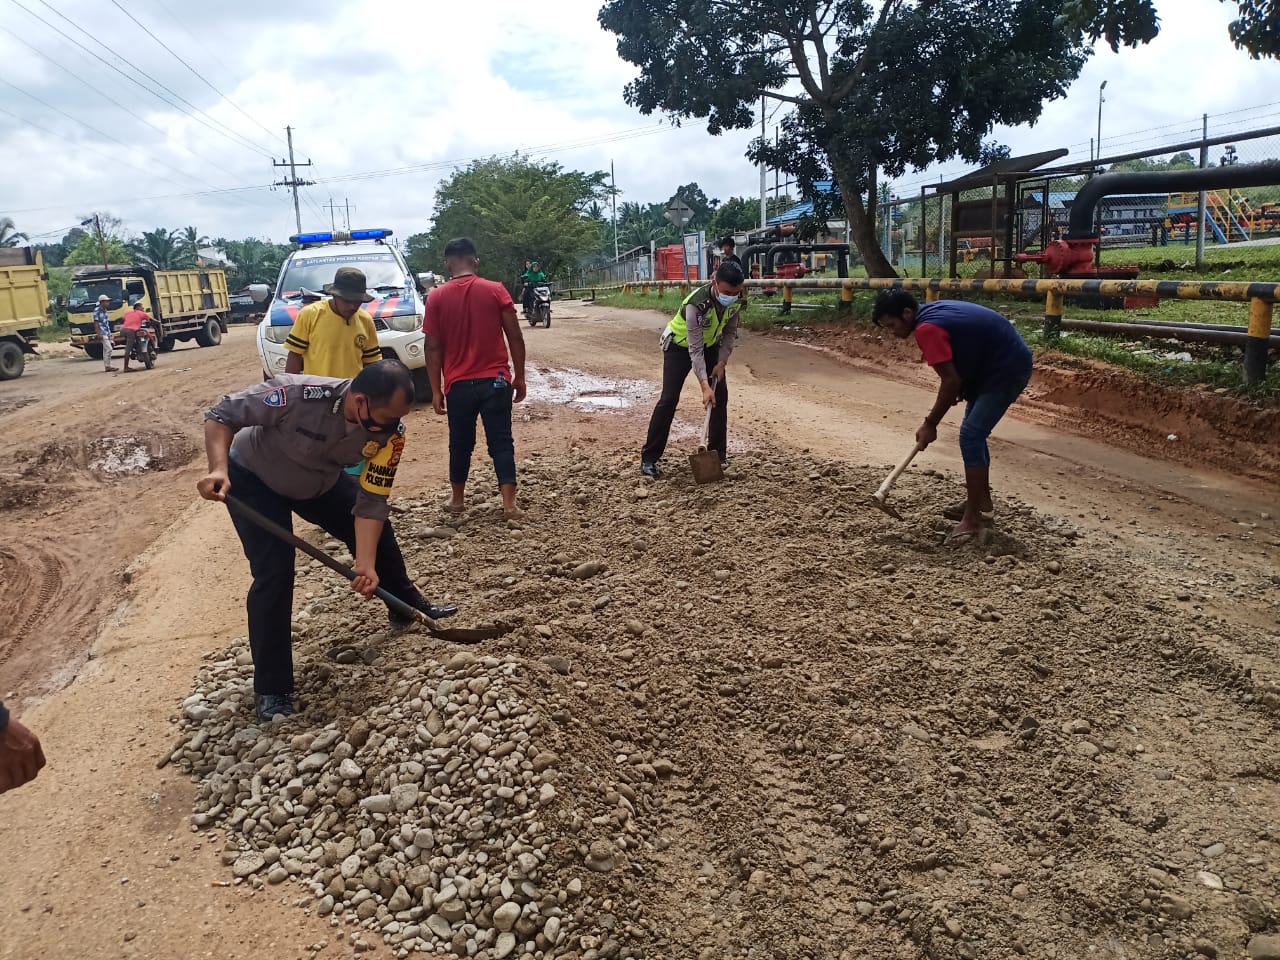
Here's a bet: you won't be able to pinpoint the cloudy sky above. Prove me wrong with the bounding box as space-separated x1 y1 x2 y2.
1 0 1277 249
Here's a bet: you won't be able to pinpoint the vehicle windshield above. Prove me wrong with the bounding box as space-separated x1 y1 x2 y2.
69 279 124 311
278 252 405 299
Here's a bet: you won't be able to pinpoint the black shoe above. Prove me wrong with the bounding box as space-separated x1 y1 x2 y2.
641 461 662 479
389 596 460 629
255 693 295 721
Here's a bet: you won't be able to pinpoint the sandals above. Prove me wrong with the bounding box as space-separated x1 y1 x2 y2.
942 503 995 548
943 500 995 523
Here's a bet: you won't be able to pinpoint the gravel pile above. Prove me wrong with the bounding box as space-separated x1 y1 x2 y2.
171 452 1280 959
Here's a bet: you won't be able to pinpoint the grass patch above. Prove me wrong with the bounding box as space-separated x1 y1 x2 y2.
36 324 69 343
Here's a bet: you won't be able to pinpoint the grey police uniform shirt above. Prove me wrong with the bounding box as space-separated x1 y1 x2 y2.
205 374 406 521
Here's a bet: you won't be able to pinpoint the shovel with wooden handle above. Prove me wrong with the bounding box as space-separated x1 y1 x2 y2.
224 495 507 644
688 376 724 485
869 442 925 521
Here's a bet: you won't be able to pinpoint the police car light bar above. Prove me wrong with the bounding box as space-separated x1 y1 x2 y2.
289 228 394 245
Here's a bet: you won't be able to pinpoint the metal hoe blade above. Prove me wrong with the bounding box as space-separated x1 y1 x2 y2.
869 492 904 521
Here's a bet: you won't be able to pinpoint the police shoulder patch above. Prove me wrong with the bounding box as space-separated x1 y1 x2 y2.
263 387 287 407
361 440 380 459
302 385 332 400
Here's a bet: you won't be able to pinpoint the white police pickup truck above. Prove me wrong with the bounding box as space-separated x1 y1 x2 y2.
253 229 433 398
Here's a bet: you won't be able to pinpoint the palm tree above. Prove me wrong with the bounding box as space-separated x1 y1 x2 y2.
0 217 27 247
129 228 181 270
180 225 208 266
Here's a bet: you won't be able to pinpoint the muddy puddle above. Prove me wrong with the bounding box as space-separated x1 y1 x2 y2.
524 365 652 412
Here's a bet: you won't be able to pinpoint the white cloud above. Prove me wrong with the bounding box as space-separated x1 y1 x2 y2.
1 0 1276 244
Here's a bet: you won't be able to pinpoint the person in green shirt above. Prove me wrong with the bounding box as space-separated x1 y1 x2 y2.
518 259 547 317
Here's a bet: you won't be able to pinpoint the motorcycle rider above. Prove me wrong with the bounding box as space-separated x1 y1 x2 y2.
518 260 547 317
120 301 154 372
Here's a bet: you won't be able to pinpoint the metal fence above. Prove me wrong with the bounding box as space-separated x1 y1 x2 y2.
877 121 1280 277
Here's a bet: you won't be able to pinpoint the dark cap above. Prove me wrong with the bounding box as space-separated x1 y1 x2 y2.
322 266 374 303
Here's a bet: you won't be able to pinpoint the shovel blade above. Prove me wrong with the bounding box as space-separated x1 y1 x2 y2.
689 448 724 485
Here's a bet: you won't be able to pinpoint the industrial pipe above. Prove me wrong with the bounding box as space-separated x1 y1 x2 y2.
1060 317 1280 348
1067 161 1280 238
764 243 852 279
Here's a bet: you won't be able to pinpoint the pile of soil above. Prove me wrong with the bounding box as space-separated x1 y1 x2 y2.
171 452 1280 959
780 323 1280 483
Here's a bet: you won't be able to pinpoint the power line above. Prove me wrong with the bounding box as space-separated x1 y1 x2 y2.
7 0 276 160
150 0 257 105
0 74 238 196
106 0 286 148
5 122 688 215
0 22 266 208
272 125 316 235
0 102 202 192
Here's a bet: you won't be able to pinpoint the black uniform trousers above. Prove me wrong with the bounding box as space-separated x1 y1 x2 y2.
641 342 728 464
226 458 423 695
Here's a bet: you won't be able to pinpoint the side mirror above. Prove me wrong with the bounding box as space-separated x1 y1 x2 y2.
247 283 271 303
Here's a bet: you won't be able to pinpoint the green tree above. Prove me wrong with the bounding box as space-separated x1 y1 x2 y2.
222 238 289 287
46 267 72 326
0 217 27 246
420 156 610 283
708 196 763 237
180 225 208 267
405 233 432 276
599 0 1092 277
1063 0 1279 58
65 213 128 267
65 232 128 267
666 182 718 230
129 227 182 270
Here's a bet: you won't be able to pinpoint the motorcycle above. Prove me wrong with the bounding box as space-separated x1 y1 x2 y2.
527 283 552 327
127 319 160 370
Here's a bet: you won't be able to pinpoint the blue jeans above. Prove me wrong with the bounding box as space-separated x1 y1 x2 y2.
958 369 1031 467
447 377 517 487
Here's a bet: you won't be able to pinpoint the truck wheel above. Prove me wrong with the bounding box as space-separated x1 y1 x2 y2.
195 317 222 347
84 342 104 361
0 341 25 380
159 336 176 353
411 368 432 404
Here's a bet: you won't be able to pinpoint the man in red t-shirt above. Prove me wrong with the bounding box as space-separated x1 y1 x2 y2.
424 237 527 518
120 303 153 372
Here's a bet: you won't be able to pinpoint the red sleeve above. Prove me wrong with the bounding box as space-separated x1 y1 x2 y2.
423 289 441 338
491 280 514 309
913 322 953 366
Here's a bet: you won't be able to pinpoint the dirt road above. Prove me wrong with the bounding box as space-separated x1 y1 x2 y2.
0 307 1275 960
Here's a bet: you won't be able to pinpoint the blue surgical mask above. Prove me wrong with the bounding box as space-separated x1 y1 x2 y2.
715 291 738 307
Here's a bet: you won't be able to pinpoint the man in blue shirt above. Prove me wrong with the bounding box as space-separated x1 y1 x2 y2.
93 294 118 373
873 290 1033 546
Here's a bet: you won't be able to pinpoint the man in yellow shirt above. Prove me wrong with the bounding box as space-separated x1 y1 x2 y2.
284 266 383 377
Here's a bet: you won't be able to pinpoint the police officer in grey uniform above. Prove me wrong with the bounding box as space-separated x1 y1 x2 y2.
198 360 457 721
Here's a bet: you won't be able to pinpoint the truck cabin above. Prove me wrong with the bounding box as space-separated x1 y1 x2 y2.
68 269 156 318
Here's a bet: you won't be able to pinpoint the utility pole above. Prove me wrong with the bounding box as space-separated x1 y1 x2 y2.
759 94 767 229
1196 114 1208 269
272 126 315 236
611 161 619 261
94 214 108 268
324 197 355 231
1096 80 1107 165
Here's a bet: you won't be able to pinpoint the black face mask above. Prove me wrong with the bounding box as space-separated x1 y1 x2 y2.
358 398 400 435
